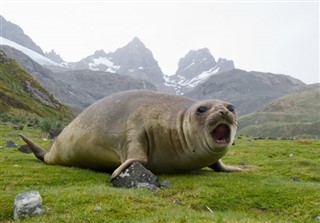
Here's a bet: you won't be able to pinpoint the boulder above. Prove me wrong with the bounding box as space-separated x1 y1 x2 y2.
111 162 161 190
18 144 33 154
13 191 45 220
6 140 18 148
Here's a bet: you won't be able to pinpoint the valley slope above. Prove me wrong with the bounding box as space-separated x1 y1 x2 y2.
238 85 320 138
0 50 74 121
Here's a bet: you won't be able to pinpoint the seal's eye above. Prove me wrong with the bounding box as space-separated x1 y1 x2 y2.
227 104 235 112
197 106 208 114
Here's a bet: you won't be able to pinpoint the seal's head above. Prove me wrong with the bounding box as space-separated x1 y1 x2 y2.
184 99 238 153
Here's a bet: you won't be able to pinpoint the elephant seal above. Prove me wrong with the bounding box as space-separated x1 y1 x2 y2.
20 90 242 180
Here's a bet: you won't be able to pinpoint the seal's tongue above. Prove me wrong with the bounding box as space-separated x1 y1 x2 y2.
211 124 230 144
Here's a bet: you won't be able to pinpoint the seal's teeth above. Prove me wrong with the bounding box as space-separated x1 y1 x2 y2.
215 136 231 144
216 139 227 144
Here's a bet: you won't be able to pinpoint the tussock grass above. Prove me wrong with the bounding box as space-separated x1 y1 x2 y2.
0 124 319 222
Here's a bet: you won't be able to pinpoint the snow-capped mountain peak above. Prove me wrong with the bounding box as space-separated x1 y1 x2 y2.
167 48 235 94
69 37 165 88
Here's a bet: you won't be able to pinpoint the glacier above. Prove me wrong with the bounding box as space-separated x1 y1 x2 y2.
0 37 62 67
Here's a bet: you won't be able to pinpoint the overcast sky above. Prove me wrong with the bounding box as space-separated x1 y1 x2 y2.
1 1 319 84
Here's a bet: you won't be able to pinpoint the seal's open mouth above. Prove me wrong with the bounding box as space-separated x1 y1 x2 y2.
211 124 230 144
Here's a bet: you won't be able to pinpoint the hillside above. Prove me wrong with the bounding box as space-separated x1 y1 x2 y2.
0 50 74 121
238 88 320 138
53 69 157 101
1 45 157 114
185 69 305 116
1 45 96 113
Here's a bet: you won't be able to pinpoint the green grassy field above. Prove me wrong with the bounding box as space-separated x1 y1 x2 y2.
1 124 319 223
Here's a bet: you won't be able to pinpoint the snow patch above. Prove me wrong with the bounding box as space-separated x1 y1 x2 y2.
87 56 120 73
166 65 221 92
182 61 195 72
185 66 220 87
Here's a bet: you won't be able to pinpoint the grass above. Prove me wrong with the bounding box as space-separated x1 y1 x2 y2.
0 57 74 121
1 123 319 222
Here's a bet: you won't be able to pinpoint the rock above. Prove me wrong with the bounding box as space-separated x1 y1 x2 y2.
6 140 18 148
13 191 45 220
160 180 171 188
18 144 33 154
136 183 160 193
111 162 161 190
289 153 294 157
49 128 63 139
315 216 320 222
94 206 102 213
27 123 34 127
292 177 302 182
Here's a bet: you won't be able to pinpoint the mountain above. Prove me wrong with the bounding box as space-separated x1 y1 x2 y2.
185 69 306 116
1 45 157 113
1 45 96 113
167 48 235 94
2 15 315 122
44 50 65 63
53 70 157 101
238 85 320 138
68 37 166 89
0 15 44 55
0 49 74 120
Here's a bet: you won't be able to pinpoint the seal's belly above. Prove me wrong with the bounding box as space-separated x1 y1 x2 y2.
147 150 225 174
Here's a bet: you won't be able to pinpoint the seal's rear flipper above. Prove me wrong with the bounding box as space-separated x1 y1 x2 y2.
19 134 45 162
209 159 242 172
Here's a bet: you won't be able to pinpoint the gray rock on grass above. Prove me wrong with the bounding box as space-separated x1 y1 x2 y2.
6 140 18 148
111 162 161 190
13 191 45 220
18 144 33 154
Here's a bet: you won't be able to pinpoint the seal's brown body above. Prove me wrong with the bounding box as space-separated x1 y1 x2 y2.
21 90 242 179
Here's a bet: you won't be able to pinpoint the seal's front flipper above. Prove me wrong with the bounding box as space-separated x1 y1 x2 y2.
209 159 242 172
111 130 149 180
111 162 160 191
110 158 147 180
